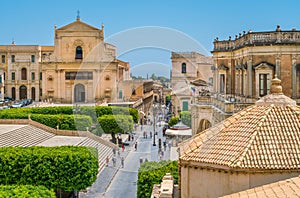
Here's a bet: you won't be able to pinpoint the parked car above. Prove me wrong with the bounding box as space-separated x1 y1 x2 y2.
12 102 23 108
4 96 14 101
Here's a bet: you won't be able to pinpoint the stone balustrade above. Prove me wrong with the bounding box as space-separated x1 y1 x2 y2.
213 30 300 52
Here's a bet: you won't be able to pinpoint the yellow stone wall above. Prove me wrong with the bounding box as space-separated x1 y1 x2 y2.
0 18 130 103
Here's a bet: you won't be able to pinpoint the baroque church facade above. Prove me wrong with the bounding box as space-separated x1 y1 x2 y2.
0 16 130 103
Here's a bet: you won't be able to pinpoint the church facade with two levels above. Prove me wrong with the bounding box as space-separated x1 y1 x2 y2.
0 16 130 103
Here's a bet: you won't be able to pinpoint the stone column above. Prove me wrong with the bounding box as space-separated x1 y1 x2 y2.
56 69 61 101
178 157 181 198
292 54 297 98
247 59 253 97
276 54 281 78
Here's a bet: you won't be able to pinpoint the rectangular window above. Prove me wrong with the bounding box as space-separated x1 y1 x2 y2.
259 74 270 96
1 55 5 63
182 101 188 111
118 91 123 99
220 74 225 93
0 76 2 84
39 72 42 80
31 55 35 63
12 72 15 80
11 55 15 63
31 72 35 81
40 88 42 97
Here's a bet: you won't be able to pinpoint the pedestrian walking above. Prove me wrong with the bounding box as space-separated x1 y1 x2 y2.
168 141 171 150
122 144 125 152
139 157 143 164
117 149 120 157
113 148 116 156
112 156 116 167
150 131 152 138
134 142 138 151
106 156 109 167
121 157 124 168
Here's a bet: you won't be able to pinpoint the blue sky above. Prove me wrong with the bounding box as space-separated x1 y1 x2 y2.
1 0 300 78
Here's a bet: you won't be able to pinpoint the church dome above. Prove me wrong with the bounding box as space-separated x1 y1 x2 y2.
180 77 300 170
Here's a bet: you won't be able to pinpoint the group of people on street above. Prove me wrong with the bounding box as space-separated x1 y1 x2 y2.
106 148 124 168
143 131 153 139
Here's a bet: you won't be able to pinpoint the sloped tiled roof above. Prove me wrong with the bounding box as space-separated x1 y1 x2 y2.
180 77 300 170
221 175 300 198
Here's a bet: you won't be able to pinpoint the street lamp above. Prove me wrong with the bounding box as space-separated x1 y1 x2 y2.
72 104 80 114
153 104 158 146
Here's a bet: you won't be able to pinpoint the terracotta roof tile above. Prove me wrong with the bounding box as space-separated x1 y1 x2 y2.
222 175 300 197
180 90 300 169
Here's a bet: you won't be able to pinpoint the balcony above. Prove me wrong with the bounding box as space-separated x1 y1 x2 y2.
193 93 254 115
213 29 300 52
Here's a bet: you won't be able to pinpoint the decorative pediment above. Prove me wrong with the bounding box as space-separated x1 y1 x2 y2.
218 64 229 70
190 78 207 86
253 62 275 70
57 20 100 31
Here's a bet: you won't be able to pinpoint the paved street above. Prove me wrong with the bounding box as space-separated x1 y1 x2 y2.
80 123 171 198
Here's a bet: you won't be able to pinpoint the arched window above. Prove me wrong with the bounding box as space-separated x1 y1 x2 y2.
21 68 27 80
132 88 136 95
182 63 186 73
75 46 83 59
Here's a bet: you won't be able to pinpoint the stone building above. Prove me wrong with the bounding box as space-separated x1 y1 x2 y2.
170 52 213 119
210 25 300 124
178 77 300 198
0 16 130 103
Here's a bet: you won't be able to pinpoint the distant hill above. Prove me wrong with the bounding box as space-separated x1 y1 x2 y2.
131 73 170 87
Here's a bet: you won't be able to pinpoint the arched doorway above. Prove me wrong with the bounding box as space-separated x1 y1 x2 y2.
31 87 36 101
19 85 27 100
198 119 212 133
12 87 16 100
74 84 85 102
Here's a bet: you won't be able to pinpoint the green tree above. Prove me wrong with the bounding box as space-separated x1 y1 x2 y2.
137 160 178 198
180 111 191 127
168 117 179 127
98 115 133 143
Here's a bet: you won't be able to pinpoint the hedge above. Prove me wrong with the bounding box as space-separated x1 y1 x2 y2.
0 106 139 123
0 185 55 198
0 146 98 192
137 160 178 198
30 106 73 115
31 114 92 131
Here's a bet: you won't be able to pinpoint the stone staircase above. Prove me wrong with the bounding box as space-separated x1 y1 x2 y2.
78 138 113 172
0 125 55 147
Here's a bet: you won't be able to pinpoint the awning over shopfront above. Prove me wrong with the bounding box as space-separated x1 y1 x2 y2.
165 122 192 136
